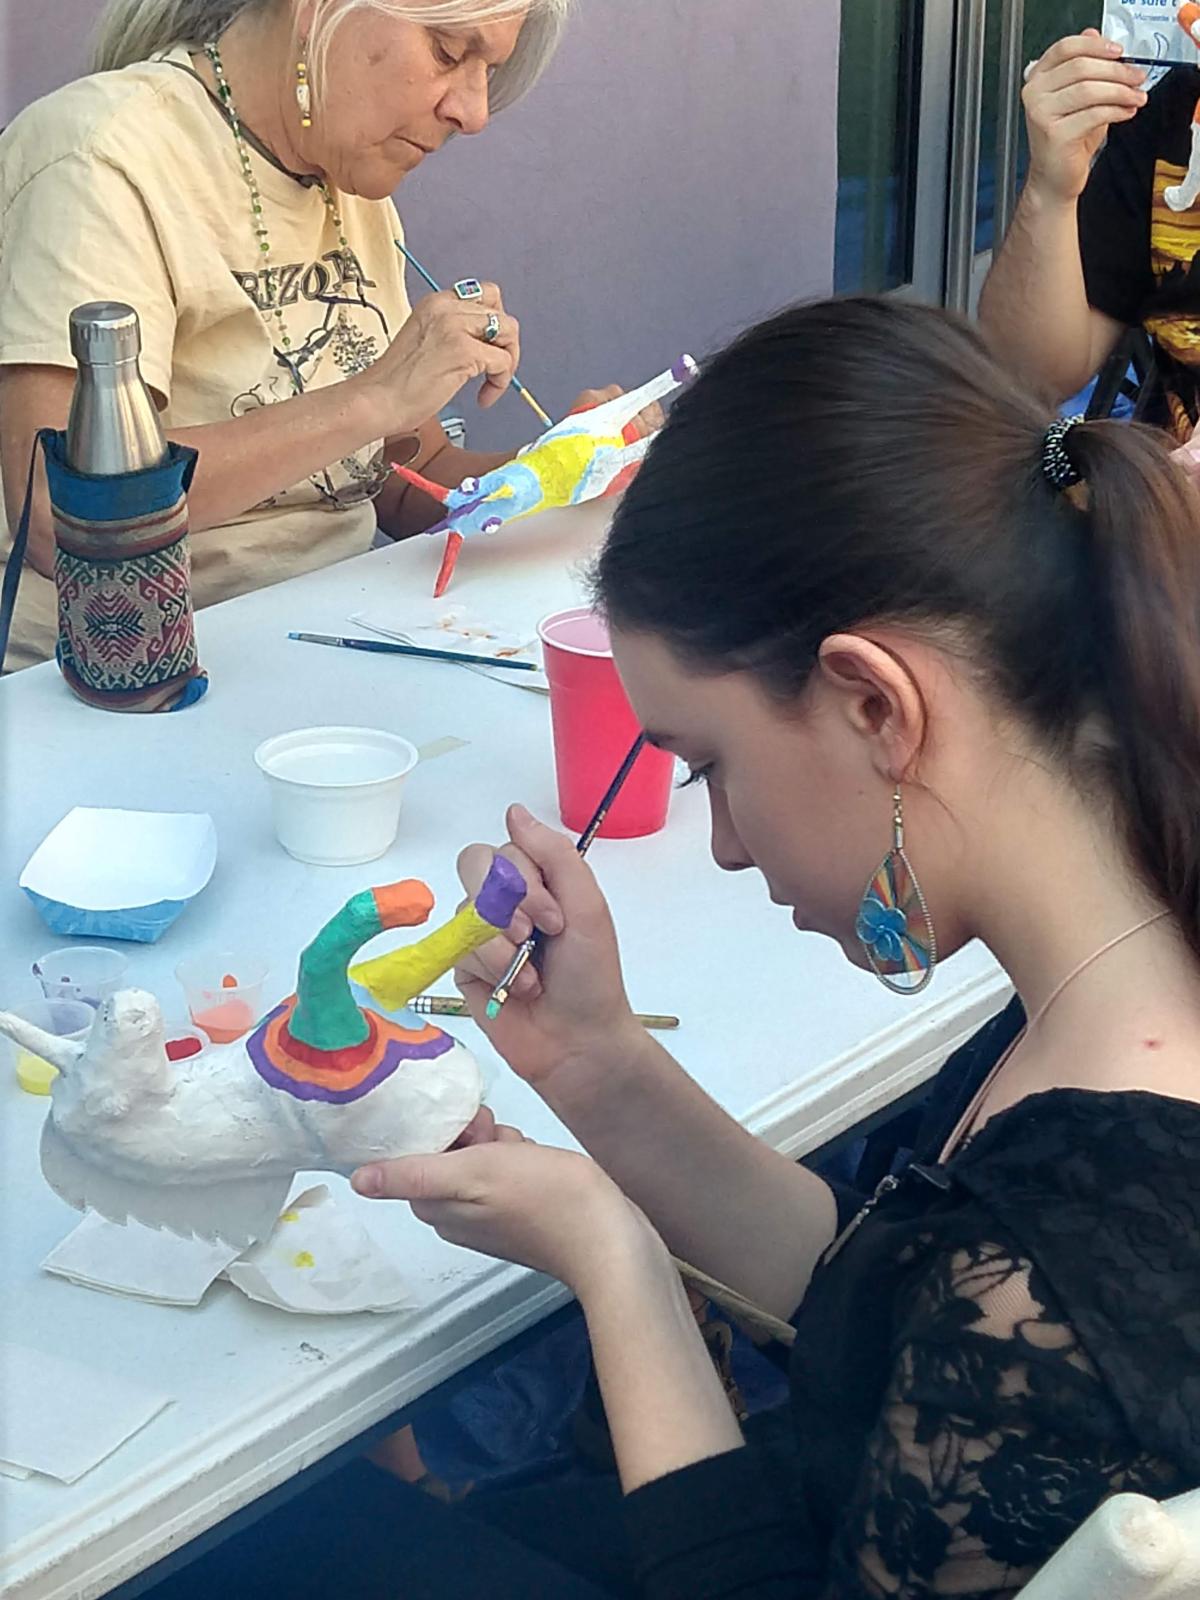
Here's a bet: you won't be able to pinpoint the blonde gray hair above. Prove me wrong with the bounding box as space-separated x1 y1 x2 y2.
91 0 571 114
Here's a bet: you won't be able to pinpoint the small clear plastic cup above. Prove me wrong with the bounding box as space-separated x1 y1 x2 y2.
8 998 94 1095
32 945 130 1008
175 953 268 1044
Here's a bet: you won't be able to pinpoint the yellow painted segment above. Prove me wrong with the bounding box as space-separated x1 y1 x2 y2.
522 431 620 508
350 902 494 1012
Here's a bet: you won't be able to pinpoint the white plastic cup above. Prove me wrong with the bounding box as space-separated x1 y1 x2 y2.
254 726 420 867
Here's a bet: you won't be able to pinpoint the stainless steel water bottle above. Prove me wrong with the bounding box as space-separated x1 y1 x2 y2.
65 302 167 475
50 301 206 710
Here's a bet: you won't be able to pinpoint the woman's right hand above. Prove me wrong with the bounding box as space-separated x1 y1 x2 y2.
1022 31 1147 206
358 282 520 437
455 804 640 1088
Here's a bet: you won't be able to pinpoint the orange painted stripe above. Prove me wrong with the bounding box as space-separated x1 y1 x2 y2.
260 1005 445 1090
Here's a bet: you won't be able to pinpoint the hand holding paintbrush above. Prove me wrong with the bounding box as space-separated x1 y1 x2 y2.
447 770 647 1081
486 735 647 1018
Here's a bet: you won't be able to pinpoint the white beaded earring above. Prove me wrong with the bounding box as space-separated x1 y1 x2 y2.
295 42 312 128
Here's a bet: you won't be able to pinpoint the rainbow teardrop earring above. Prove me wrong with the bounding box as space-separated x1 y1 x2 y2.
295 44 312 128
854 786 937 995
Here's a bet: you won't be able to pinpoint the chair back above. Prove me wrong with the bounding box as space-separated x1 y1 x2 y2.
1019 1488 1200 1600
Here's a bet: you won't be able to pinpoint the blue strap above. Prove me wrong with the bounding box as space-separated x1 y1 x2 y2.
0 429 48 675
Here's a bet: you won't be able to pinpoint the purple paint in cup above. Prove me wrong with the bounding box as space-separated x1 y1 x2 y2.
32 945 130 1009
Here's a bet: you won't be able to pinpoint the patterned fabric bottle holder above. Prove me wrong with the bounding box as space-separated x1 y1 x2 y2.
1 430 208 710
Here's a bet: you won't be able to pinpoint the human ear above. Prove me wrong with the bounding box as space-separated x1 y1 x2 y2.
815 632 926 783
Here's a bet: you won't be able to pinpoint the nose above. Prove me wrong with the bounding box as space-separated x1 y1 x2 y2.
708 787 753 874
439 60 491 136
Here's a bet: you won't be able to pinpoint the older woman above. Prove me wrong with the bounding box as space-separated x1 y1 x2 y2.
0 0 637 669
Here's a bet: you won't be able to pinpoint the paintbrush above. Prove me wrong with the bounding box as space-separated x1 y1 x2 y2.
288 631 539 673
486 734 648 1019
410 994 679 1030
394 239 555 429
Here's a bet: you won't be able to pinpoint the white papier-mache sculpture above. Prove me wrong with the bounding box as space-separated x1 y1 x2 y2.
0 857 526 1246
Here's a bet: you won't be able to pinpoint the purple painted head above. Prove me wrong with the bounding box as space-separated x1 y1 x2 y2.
475 855 527 929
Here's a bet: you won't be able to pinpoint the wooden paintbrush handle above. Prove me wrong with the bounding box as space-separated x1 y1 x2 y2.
670 1255 797 1347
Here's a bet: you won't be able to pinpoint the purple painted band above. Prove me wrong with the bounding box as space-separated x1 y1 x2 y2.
246 1027 455 1104
474 854 526 929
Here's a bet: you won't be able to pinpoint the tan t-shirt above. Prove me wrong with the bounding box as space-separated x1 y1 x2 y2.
0 47 412 668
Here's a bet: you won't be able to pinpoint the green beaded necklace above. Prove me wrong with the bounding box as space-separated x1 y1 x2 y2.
205 39 352 372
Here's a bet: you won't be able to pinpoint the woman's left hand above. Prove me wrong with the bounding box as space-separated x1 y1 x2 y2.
569 384 665 440
351 1136 665 1295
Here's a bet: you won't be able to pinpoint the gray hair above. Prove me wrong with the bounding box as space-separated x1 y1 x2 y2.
91 0 572 114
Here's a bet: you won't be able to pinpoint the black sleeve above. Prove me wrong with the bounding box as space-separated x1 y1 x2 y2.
1077 70 1173 323
622 1234 1183 1600
624 1443 825 1600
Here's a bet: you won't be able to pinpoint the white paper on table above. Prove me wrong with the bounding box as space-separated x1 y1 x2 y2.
20 807 218 910
349 605 550 693
0 1343 171 1484
41 1210 241 1306
222 1185 415 1315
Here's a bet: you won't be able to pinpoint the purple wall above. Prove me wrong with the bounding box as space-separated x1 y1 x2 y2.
2 1 839 449
1 0 103 125
401 0 839 447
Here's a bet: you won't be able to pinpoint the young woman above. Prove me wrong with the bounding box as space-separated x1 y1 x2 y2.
155 300 1200 1597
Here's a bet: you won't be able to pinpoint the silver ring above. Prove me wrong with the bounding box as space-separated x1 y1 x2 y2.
453 278 484 301
482 311 501 343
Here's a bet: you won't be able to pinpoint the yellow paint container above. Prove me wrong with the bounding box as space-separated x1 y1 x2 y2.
16 1048 60 1096
9 999 94 1096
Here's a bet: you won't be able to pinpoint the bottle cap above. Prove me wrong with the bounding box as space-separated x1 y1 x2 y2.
69 301 142 365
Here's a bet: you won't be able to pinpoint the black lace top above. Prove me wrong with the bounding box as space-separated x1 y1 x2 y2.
623 999 1200 1598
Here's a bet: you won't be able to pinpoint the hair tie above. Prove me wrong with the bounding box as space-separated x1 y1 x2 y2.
1042 415 1085 491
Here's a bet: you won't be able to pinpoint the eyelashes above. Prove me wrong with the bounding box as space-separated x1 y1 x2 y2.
676 763 714 790
432 36 464 68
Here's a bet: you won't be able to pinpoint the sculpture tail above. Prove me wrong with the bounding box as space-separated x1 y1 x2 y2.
565 356 698 438
0 1009 85 1075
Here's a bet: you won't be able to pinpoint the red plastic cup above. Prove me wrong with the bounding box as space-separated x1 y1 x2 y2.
538 607 674 838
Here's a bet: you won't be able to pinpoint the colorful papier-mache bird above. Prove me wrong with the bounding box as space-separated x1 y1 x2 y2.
0 856 526 1246
397 355 698 596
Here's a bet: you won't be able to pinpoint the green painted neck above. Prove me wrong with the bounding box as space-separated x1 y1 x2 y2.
288 890 380 1051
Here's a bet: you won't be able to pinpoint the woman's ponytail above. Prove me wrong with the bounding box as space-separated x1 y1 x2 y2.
1068 418 1200 959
